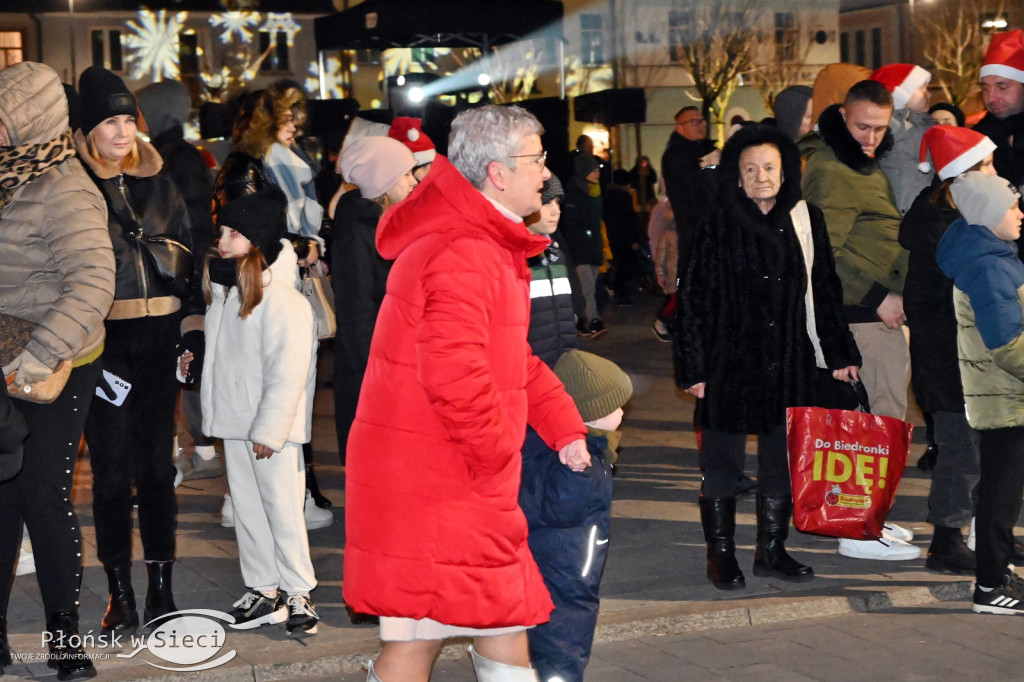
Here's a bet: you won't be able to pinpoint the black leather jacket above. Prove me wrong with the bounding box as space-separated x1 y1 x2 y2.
90 168 204 319
212 150 269 224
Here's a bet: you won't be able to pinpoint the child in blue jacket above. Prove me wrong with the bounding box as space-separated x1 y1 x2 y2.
519 349 632 682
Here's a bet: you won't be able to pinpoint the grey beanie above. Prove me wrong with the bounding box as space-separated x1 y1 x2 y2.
137 80 192 140
773 85 813 142
951 171 1021 231
553 350 633 423
541 175 564 205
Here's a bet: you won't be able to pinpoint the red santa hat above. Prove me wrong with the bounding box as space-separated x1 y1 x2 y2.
918 125 997 180
388 116 436 167
869 64 931 110
980 29 1024 84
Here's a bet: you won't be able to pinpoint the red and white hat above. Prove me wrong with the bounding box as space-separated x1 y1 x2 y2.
869 64 931 110
918 125 997 180
388 116 436 166
980 29 1024 84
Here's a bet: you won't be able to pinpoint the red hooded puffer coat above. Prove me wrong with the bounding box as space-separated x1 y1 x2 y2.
343 156 586 628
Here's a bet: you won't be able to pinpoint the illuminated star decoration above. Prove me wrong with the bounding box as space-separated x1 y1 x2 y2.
307 56 347 99
209 12 261 45
124 9 187 81
262 13 301 47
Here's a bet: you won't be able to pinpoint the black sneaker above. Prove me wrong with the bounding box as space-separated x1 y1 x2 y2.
228 590 287 629
973 576 1024 615
285 594 319 637
589 318 607 338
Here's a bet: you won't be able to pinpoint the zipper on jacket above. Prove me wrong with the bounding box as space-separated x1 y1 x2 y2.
116 174 150 308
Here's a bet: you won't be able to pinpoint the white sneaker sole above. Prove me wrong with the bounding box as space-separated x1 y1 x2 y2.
305 511 334 530
837 540 922 561
230 606 287 630
973 602 1024 615
287 622 319 637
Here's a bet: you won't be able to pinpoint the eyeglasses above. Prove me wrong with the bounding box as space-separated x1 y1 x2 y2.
678 118 706 127
509 150 548 169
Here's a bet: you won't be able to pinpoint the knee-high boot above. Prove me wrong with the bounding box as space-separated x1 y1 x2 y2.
753 493 814 582
101 562 138 634
699 496 745 590
143 560 178 625
468 646 539 681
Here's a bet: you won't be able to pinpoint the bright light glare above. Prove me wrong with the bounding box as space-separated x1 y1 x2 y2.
407 87 425 103
477 73 491 86
396 75 406 86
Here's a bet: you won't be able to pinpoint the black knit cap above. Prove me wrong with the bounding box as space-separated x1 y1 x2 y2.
77 66 137 134
541 174 564 205
216 185 289 265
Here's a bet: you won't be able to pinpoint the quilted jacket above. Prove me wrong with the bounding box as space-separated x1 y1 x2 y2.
0 61 114 369
343 156 586 628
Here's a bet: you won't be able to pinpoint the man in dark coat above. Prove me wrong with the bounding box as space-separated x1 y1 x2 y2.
661 106 718 274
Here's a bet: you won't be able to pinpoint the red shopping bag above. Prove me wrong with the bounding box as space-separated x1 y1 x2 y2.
787 386 913 540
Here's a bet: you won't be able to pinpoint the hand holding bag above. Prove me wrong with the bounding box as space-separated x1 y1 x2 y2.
301 260 337 340
787 379 913 540
1 313 72 404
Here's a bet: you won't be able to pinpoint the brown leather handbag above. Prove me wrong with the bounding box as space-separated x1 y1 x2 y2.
1 313 72 404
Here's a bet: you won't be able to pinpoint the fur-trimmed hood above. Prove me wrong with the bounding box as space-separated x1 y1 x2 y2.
818 103 894 174
719 123 804 223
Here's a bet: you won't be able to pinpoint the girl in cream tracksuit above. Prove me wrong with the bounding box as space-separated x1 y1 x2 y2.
181 185 320 636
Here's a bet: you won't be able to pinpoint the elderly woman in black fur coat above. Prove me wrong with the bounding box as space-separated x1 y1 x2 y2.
674 124 861 591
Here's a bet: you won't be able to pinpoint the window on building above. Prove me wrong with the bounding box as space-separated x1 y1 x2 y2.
840 31 849 63
668 9 693 63
258 30 289 72
179 31 199 75
855 29 865 66
775 11 797 63
91 29 123 71
580 14 603 65
871 27 882 70
354 49 380 65
0 31 23 69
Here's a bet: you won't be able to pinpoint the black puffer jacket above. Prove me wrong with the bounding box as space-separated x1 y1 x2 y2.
152 125 214 252
675 124 860 433
973 110 1024 188
526 233 579 368
212 151 270 224
899 179 964 413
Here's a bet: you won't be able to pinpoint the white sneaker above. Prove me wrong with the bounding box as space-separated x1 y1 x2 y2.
221 493 234 528
838 537 922 561
16 529 34 576
304 490 333 530
968 517 976 551
882 522 914 542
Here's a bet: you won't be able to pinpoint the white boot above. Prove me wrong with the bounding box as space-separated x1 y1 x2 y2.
366 659 384 682
468 646 539 682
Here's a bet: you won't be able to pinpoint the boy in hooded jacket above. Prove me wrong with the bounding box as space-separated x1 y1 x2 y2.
936 171 1024 614
519 350 633 682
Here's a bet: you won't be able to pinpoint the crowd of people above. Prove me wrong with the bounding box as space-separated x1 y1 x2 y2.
2 24 1024 682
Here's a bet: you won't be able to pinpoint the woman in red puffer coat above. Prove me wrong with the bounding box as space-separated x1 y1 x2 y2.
345 105 588 682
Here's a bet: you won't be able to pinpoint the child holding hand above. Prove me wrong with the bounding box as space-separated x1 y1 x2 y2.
179 185 320 635
518 349 633 681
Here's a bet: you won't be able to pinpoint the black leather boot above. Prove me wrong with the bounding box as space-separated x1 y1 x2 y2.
101 562 138 634
1 615 11 670
753 494 814 582
143 560 178 626
45 610 96 681
926 526 975 573
699 496 745 590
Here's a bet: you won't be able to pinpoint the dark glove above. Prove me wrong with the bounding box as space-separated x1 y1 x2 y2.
181 330 205 384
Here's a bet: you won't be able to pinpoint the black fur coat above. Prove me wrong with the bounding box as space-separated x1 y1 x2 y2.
674 125 861 434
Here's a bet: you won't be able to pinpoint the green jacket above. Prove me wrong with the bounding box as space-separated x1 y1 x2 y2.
802 105 908 316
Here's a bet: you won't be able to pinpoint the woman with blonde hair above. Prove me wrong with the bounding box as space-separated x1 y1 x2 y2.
76 65 203 635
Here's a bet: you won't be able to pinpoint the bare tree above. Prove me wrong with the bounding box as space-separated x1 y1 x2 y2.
917 0 1005 108
671 0 762 142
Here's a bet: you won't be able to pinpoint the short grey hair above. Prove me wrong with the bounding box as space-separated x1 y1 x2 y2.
448 105 544 188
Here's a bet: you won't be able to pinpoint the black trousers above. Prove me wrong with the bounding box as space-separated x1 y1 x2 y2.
976 426 1024 588
0 361 100 617
85 315 179 566
700 423 789 498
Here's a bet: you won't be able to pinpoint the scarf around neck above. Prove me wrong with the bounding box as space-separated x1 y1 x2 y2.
0 128 77 212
